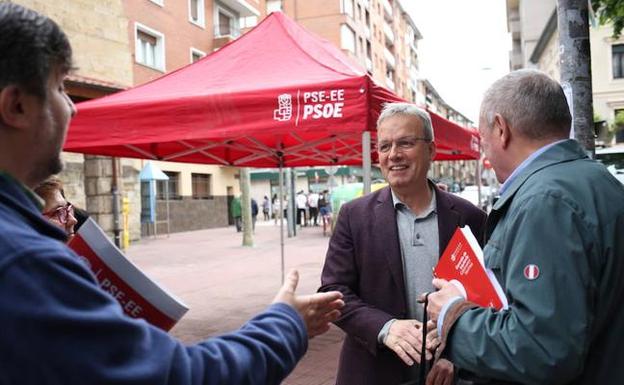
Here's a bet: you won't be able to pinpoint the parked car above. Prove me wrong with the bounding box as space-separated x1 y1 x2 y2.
596 145 624 186
454 185 498 211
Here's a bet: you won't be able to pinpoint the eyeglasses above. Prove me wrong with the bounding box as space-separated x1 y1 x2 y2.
376 136 431 153
43 203 74 224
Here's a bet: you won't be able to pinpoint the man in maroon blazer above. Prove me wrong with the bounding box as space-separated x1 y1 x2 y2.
320 103 486 385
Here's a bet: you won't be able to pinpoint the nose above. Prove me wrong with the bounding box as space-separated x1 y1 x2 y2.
66 211 78 233
388 142 402 159
65 92 77 117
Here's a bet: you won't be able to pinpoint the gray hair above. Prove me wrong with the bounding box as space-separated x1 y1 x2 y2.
377 102 434 141
480 69 571 139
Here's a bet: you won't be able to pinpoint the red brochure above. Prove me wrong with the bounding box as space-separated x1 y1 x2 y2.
434 226 508 310
69 218 188 330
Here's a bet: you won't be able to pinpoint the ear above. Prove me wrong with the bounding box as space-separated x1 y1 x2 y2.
0 85 33 130
492 113 511 149
428 140 437 161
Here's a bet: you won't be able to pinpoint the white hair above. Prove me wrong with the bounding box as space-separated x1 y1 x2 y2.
377 103 434 140
480 69 571 139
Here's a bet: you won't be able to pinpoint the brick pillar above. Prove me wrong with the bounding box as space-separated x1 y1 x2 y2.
84 155 114 236
59 152 87 209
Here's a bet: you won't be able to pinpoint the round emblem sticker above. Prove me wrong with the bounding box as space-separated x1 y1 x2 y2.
523 264 540 280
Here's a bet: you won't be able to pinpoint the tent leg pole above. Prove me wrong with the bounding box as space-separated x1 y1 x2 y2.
279 160 285 285
362 131 372 195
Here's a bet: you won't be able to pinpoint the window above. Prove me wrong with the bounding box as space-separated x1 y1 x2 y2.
135 23 165 71
192 173 212 199
189 0 205 27
340 24 356 54
613 44 624 79
341 0 354 18
157 171 180 200
190 47 206 63
240 16 257 29
267 0 282 13
215 5 239 37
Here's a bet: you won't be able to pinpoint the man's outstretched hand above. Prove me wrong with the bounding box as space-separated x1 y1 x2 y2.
273 270 344 338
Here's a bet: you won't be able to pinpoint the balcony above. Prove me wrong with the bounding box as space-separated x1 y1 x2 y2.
410 78 418 93
386 77 395 90
383 21 394 46
381 0 393 21
217 0 259 17
213 24 241 49
509 19 520 40
510 51 523 69
384 47 395 68
365 26 371 39
214 24 241 38
409 39 418 54
410 66 419 82
366 58 373 72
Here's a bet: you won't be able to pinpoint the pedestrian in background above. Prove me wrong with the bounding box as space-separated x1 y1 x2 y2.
272 194 282 225
307 190 319 226
251 198 259 231
231 196 242 232
296 190 308 227
262 195 270 221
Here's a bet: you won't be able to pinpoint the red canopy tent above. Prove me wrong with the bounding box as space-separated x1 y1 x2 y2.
64 12 479 165
64 12 480 278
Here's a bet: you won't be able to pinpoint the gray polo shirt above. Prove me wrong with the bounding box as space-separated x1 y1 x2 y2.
392 188 439 320
378 187 439 342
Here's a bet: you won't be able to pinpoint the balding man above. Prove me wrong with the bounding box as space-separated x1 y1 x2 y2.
427 70 624 384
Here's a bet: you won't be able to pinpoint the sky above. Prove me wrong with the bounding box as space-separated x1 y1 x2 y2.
400 0 511 123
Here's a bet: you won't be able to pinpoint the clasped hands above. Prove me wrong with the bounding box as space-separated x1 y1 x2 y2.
383 319 439 366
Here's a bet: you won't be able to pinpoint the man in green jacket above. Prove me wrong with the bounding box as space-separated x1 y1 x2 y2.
426 69 624 384
231 196 242 232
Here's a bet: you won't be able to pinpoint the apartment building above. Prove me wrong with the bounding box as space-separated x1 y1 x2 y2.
506 0 556 70
509 0 624 145
123 0 268 234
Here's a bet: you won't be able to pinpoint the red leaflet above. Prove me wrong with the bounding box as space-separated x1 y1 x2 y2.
69 218 188 330
434 226 508 310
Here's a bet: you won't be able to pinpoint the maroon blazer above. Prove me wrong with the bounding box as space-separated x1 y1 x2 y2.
319 185 486 385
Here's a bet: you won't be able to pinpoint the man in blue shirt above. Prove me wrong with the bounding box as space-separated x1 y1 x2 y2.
0 3 343 384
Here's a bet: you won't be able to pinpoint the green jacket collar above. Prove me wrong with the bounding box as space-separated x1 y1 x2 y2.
493 139 588 210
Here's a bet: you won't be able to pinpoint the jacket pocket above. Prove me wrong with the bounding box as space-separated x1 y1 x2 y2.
484 237 505 281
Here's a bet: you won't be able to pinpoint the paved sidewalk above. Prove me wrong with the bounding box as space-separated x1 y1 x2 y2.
126 220 343 385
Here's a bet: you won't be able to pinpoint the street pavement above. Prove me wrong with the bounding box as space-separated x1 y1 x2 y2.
126 220 344 385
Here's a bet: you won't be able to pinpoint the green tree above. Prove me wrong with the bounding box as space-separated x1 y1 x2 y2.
592 0 624 37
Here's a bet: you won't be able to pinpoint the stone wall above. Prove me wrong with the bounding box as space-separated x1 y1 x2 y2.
59 152 87 209
83 156 141 242
143 196 230 236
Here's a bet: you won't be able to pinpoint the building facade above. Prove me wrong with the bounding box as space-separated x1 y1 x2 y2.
511 0 624 145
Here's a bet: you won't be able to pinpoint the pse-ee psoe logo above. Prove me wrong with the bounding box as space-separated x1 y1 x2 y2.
273 89 345 124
